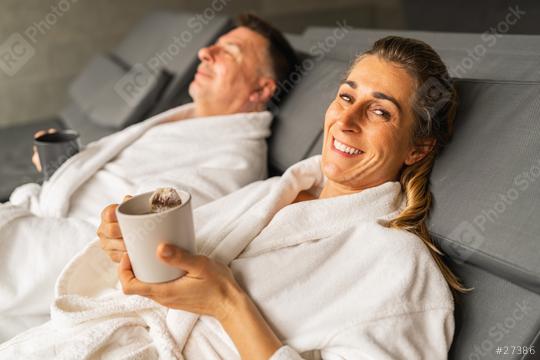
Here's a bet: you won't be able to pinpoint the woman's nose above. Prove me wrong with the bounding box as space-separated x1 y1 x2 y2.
336 108 361 132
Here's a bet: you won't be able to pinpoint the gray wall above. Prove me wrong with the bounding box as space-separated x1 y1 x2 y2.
0 0 402 128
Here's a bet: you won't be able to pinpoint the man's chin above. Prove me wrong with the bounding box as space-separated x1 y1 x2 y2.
188 82 199 100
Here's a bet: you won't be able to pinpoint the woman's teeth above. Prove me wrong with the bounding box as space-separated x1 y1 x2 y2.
333 138 363 155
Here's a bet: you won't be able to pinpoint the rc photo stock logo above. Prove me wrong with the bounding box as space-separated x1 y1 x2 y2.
114 64 155 107
0 33 36 76
417 76 453 121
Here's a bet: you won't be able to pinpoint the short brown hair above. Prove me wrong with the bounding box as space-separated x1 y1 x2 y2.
235 13 299 107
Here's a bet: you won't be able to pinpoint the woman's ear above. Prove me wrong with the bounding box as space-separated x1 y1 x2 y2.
248 77 277 106
404 138 436 166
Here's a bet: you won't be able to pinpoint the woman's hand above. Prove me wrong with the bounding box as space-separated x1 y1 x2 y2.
119 243 283 359
118 244 245 322
96 195 132 262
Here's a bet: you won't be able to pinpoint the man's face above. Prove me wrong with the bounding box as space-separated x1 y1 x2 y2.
188 26 273 114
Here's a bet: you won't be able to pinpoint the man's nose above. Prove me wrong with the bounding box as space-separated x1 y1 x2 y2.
198 45 215 63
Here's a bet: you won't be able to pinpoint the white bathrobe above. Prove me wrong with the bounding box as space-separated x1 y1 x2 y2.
0 156 455 359
0 103 272 341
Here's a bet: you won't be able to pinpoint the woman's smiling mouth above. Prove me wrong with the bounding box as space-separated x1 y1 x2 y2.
332 137 364 157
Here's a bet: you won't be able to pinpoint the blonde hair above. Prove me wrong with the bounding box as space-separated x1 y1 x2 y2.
359 36 470 294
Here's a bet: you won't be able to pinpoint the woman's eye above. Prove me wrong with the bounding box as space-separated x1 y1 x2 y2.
373 109 391 120
339 93 352 103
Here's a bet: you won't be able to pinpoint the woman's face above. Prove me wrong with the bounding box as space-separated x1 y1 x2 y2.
322 54 430 192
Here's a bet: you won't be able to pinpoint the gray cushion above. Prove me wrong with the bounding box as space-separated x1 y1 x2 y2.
89 65 171 128
447 260 540 360
112 11 232 115
113 12 231 74
429 79 540 294
69 55 126 110
285 33 314 54
268 57 349 172
60 103 117 145
113 11 187 68
68 54 171 130
299 28 540 82
304 27 540 55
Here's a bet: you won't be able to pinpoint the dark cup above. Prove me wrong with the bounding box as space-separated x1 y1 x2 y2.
34 130 80 180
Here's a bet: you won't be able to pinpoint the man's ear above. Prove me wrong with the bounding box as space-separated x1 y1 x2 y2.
404 138 437 166
248 77 277 106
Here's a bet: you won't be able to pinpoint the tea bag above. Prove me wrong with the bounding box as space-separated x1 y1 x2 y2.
149 187 182 213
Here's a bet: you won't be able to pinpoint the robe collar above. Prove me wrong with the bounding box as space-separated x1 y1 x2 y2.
239 156 407 258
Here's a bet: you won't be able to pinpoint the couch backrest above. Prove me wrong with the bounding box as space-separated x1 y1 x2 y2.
300 27 540 82
112 11 232 114
431 78 540 360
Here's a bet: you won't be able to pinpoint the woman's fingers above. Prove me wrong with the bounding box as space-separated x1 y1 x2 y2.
100 196 131 225
108 250 126 263
118 254 152 295
105 222 122 239
101 238 126 252
119 252 131 270
101 204 119 223
157 244 208 277
97 203 128 263
97 220 123 239
98 231 125 251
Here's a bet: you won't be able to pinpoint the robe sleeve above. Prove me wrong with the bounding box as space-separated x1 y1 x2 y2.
269 307 454 360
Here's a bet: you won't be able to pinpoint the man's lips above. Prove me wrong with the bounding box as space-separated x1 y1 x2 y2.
195 68 212 79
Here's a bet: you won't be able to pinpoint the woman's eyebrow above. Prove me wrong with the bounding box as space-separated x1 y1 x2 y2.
372 92 402 113
340 80 403 113
340 80 357 89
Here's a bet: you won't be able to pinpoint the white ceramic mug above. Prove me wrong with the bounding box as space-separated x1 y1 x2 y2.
116 190 195 283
